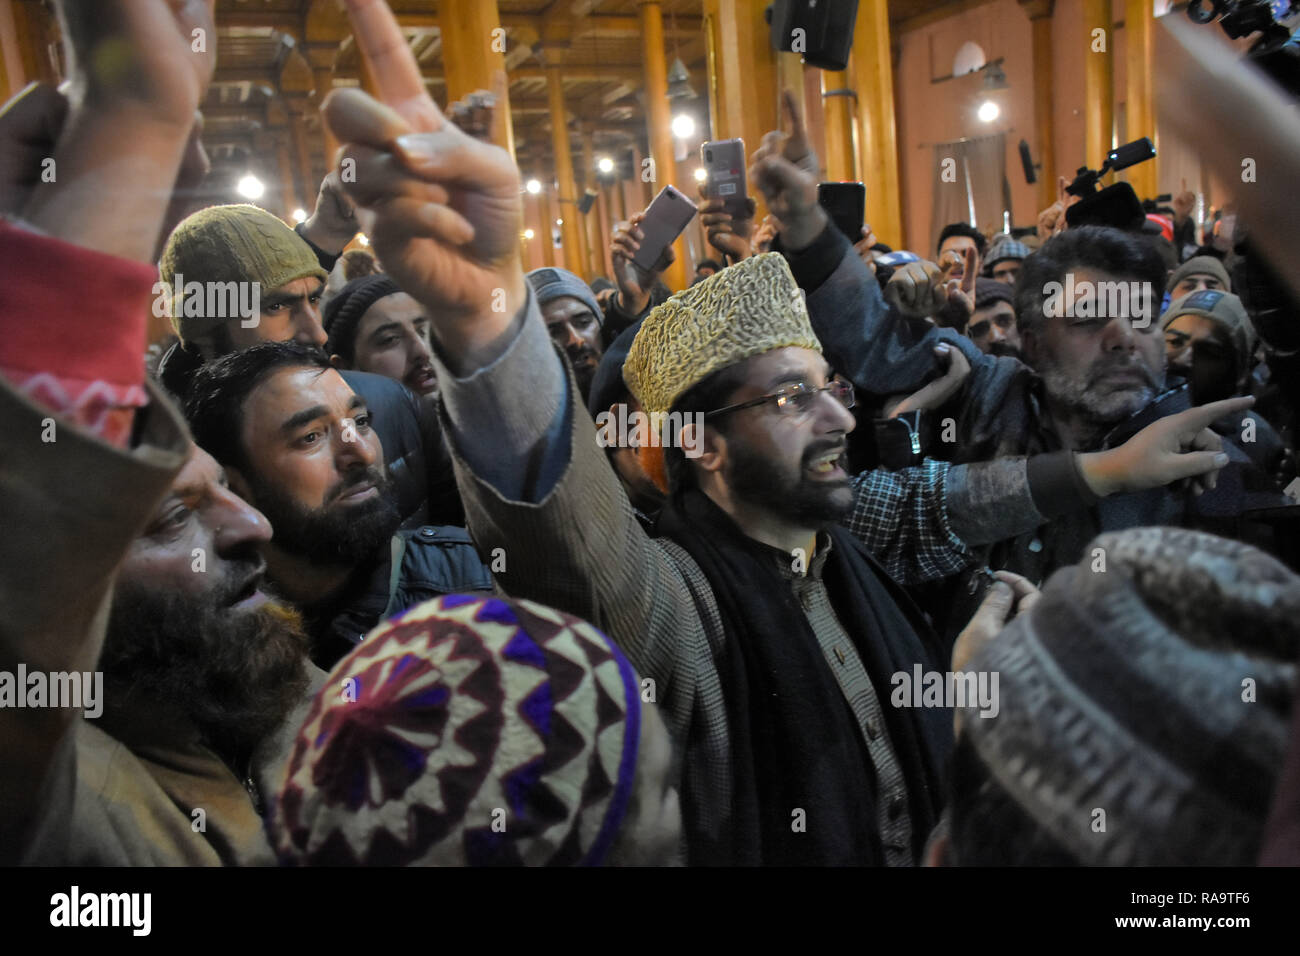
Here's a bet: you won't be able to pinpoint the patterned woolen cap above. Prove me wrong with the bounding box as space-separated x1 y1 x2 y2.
158 204 327 345
269 595 642 866
957 527 1300 866
623 253 821 414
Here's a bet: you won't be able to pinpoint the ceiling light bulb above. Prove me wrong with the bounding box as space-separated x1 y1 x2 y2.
237 174 265 200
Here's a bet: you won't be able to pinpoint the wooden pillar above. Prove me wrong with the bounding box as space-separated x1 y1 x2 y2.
8 0 54 87
1125 0 1157 200
821 72 856 182
630 142 650 209
851 0 903 248
439 0 515 157
547 68 588 279
638 0 689 292
776 51 806 128
1021 0 1057 209
593 183 612 278
312 67 341 165
276 137 301 220
614 172 628 222
289 108 316 209
1083 0 1114 168
581 128 603 278
703 0 777 161
0 0 23 103
539 188 557 268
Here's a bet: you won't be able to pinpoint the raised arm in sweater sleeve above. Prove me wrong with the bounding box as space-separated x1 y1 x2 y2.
0 225 190 863
783 223 992 401
432 284 573 504
431 289 715 733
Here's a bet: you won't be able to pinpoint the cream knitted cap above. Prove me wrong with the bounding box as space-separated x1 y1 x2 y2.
622 253 821 414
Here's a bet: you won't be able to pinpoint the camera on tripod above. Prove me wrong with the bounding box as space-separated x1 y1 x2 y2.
1064 137 1157 232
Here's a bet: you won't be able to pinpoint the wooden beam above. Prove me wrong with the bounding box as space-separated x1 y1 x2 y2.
513 65 642 82
500 12 700 38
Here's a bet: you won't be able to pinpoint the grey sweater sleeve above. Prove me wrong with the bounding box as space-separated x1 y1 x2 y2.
947 452 1102 547
788 224 991 401
431 284 572 503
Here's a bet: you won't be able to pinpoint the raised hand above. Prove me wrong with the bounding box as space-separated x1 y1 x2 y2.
1171 178 1196 224
749 90 824 250
697 184 756 264
1076 395 1256 498
300 169 360 252
325 0 525 373
752 214 780 255
943 246 977 317
610 210 673 315
884 343 971 419
445 71 509 145
21 0 216 261
1037 176 1077 241
951 570 1040 681
57 0 216 130
883 249 974 321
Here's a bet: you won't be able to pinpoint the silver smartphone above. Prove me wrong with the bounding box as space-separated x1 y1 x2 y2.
632 185 698 272
700 138 748 220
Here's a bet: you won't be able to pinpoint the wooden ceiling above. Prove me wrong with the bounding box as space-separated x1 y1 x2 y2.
13 0 974 205
206 0 713 193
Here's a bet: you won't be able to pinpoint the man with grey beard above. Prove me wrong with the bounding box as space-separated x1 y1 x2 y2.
785 222 1295 588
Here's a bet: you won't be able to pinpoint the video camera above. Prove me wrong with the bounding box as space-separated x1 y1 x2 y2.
1063 137 1157 232
1187 0 1300 96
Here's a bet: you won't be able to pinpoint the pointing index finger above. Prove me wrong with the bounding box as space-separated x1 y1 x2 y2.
1176 395 1255 435
781 90 804 141
344 0 443 132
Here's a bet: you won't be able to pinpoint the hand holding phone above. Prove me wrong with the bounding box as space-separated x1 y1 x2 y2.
630 185 698 272
700 138 749 221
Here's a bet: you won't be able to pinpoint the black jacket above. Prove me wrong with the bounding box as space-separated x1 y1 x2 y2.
306 524 494 669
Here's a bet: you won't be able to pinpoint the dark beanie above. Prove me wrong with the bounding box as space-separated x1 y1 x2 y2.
974 277 1015 311
323 274 403 361
1167 255 1232 294
527 267 604 326
956 527 1300 866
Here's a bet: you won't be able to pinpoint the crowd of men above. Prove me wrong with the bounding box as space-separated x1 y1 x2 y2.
2 0 1299 868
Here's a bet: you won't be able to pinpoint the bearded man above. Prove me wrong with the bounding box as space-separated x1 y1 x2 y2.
184 342 492 669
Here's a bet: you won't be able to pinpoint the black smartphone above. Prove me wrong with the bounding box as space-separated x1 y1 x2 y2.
632 185 698 272
700 138 749 220
818 182 866 243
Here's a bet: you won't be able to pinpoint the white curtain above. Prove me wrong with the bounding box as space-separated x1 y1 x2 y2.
929 133 1009 251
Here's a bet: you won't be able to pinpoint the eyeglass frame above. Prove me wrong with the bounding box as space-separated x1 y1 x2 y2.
703 377 856 420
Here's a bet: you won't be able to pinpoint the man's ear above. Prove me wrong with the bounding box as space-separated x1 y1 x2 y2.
329 353 347 369
689 422 727 477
